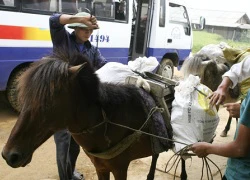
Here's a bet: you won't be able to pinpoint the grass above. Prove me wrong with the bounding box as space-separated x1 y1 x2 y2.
192 31 250 53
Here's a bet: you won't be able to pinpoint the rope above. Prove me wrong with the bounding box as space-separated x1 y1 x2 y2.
108 120 188 146
139 106 163 130
164 144 223 180
70 120 106 135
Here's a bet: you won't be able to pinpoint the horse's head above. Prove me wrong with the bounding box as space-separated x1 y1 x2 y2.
181 54 240 100
2 52 99 168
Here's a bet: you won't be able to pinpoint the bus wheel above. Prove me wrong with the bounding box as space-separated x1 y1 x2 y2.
6 66 29 112
156 58 174 79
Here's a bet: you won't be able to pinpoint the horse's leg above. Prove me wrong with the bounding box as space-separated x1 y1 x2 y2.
180 158 187 180
96 171 110 180
220 117 232 137
147 154 159 180
112 167 128 180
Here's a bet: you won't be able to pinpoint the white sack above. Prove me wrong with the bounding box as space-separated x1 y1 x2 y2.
128 56 159 73
96 57 159 84
96 62 137 84
171 74 220 152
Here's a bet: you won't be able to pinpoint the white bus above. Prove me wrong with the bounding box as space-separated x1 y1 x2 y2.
0 0 202 110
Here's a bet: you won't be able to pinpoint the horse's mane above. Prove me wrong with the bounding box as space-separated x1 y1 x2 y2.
18 51 145 114
18 55 70 112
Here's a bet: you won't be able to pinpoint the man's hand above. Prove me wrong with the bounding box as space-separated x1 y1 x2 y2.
223 103 240 118
81 15 99 29
209 77 233 107
208 88 227 107
189 142 211 158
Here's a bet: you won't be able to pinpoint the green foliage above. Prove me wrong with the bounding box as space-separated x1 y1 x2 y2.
192 31 250 53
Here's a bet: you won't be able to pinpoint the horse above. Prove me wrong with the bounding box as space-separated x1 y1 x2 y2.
1 52 173 180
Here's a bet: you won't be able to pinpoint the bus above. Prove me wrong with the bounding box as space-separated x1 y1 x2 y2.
0 0 203 111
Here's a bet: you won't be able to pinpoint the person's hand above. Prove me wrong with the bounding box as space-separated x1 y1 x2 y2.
208 77 233 107
81 16 99 29
224 103 240 118
208 88 227 107
189 142 210 158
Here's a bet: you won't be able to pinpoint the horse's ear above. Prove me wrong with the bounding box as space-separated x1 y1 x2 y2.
69 62 87 77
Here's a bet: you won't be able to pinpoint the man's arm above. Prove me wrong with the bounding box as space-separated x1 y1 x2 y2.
190 124 250 158
59 14 98 28
223 56 250 88
209 56 250 106
49 14 68 48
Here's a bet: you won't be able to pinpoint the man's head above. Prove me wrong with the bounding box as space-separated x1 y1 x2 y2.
68 12 97 43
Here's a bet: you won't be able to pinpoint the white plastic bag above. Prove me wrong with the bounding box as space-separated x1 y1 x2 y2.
128 56 159 73
171 75 219 152
96 62 136 84
96 57 159 84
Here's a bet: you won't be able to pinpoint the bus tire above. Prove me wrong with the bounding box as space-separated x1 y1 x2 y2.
6 66 29 112
156 58 174 79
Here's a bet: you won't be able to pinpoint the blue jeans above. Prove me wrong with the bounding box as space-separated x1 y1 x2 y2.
54 130 80 180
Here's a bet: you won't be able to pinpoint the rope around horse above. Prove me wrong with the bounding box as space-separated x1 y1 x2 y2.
71 105 222 179
108 106 223 180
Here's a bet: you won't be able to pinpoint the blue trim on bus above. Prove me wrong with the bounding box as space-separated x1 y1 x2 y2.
0 47 130 63
0 47 190 90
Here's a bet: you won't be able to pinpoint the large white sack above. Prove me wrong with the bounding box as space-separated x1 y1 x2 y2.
128 56 159 73
96 57 159 84
96 62 137 84
171 75 220 152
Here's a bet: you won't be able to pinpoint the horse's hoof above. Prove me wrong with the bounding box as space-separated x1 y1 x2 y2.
220 130 227 137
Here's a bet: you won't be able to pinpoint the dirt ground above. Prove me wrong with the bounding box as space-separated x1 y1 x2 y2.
0 69 237 180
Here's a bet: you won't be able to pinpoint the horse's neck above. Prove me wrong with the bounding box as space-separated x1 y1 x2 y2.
68 105 102 132
68 105 112 151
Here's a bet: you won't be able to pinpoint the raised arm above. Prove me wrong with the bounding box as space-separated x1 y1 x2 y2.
59 14 98 29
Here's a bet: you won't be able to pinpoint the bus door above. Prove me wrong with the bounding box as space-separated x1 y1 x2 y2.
131 0 153 60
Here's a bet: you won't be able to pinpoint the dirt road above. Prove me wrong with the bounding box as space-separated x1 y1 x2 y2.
0 71 237 180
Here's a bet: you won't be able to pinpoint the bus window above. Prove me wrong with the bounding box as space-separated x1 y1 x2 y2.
114 0 126 20
0 0 14 7
93 0 127 21
22 0 51 11
21 0 77 13
159 0 165 27
61 0 77 13
78 0 93 12
135 0 149 54
169 3 191 35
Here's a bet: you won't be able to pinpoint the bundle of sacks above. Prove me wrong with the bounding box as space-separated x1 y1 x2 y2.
96 56 159 84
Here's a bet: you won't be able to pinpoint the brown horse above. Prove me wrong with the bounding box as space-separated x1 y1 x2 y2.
1 53 172 180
